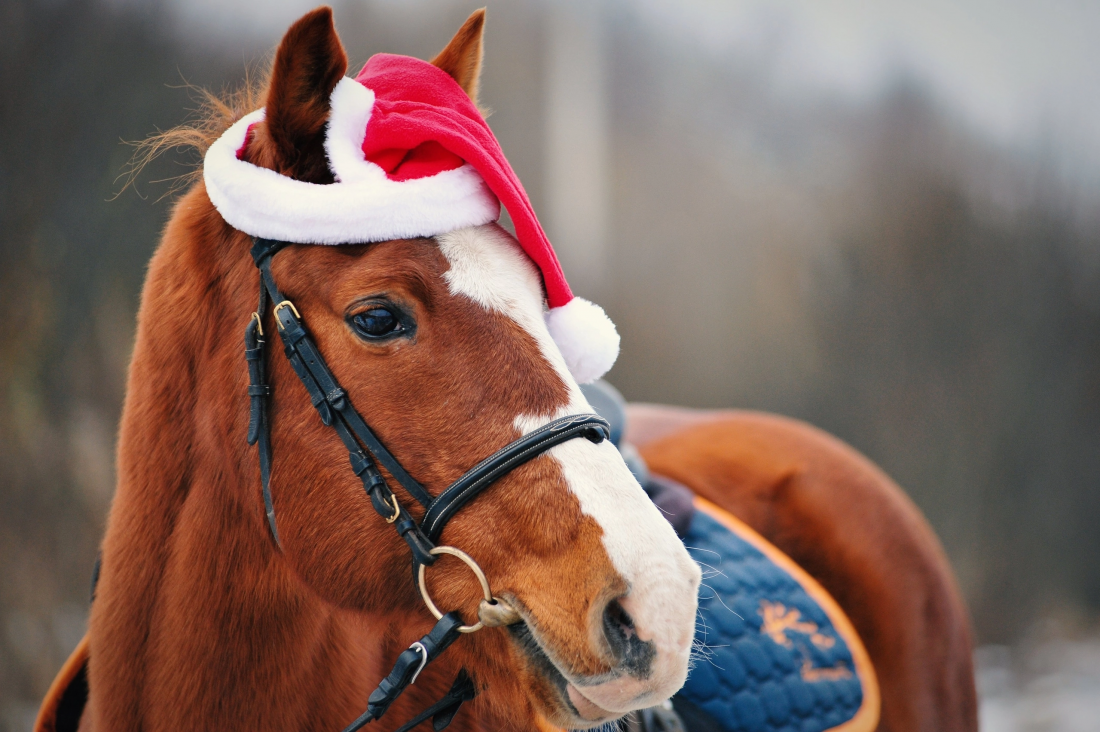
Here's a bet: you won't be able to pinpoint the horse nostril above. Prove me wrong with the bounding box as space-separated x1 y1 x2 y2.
603 598 636 645
600 597 656 678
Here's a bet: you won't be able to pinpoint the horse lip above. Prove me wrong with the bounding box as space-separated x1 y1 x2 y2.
567 683 616 721
503 603 621 725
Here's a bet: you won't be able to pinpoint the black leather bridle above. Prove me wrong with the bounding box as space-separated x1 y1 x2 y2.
244 237 611 732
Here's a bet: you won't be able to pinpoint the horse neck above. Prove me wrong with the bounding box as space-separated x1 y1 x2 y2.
87 192 388 730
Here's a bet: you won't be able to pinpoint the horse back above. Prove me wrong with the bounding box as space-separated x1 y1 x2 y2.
628 405 978 732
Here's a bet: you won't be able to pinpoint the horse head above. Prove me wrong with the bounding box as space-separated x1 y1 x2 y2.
95 7 700 730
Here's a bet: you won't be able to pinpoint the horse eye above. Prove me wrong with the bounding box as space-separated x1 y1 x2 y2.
351 307 403 340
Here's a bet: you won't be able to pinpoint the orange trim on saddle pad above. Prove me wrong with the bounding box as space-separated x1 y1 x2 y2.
693 497 880 732
35 633 89 732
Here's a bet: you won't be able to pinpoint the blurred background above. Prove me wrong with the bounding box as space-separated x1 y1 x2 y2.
2 0 1099 729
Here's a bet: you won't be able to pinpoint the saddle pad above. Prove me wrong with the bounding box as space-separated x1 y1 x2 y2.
675 498 879 732
34 634 88 732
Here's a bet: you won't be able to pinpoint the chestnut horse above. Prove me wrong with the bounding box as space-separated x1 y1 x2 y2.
79 9 702 731
43 7 976 732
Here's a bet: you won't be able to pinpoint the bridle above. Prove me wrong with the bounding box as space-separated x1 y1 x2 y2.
243 237 611 732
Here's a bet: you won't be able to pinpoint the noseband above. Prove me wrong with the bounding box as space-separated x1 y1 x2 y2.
243 237 610 732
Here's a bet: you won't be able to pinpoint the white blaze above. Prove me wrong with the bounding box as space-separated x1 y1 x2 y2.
436 224 701 713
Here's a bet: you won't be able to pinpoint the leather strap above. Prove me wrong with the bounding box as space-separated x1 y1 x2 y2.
245 277 280 547
341 613 465 732
391 671 476 732
253 253 437 565
252 240 433 508
421 413 610 542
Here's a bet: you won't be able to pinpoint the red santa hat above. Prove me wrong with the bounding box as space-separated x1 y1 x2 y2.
204 53 618 384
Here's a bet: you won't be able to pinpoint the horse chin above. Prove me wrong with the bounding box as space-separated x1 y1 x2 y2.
506 618 625 729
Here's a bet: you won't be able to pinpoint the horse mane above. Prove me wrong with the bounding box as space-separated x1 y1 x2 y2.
119 67 268 198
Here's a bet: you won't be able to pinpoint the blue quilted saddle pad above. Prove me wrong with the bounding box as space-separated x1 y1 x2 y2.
674 499 878 732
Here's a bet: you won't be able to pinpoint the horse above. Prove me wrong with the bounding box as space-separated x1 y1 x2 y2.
35 7 977 732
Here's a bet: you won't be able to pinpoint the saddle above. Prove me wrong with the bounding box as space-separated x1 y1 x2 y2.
35 383 878 732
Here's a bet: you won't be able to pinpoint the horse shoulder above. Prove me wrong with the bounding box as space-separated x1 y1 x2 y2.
629 406 978 732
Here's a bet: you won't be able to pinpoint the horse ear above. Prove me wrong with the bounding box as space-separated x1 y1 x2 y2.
431 8 486 106
261 6 348 183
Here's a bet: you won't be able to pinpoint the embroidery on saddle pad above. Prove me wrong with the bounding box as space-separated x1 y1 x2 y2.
675 498 879 732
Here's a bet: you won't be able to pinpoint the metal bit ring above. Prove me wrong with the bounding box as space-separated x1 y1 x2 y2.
417 546 493 633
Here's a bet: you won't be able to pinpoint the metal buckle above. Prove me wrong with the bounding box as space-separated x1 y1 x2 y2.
407 641 429 685
273 300 301 329
383 493 401 524
250 311 264 336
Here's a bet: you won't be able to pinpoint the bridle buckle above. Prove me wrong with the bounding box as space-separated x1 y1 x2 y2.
383 493 401 524
273 299 301 329
408 642 429 685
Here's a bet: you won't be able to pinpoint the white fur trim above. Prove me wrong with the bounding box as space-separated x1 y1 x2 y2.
202 78 500 244
324 76 376 184
546 298 620 384
435 225 699 712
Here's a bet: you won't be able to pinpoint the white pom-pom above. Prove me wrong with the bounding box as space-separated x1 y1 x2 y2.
546 297 620 384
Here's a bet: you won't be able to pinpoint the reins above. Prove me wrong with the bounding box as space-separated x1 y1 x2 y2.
244 237 611 732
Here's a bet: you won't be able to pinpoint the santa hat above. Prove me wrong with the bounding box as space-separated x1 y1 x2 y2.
203 53 618 384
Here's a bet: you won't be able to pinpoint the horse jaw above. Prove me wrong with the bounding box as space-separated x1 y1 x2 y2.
436 224 701 719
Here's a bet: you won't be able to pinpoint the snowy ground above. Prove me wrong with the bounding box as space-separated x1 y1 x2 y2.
978 638 1100 732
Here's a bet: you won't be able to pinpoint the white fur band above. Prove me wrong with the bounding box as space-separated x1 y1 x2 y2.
202 79 500 245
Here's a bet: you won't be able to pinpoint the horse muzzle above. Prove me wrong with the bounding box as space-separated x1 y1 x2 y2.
506 585 698 728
